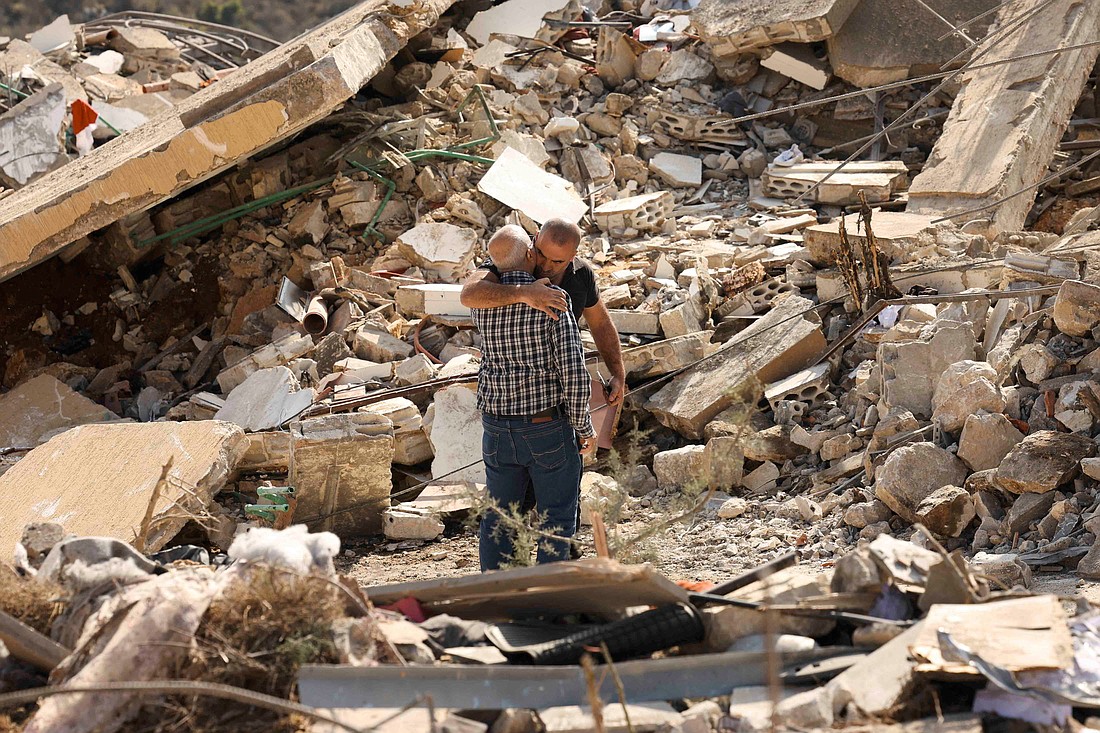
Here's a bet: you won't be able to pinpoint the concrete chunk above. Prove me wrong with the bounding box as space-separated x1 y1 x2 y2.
396 223 478 283
907 0 1100 234
425 384 485 484
648 152 703 187
994 430 1096 494
761 43 829 89
957 412 1024 472
875 442 968 522
803 210 939 265
478 146 586 225
291 412 394 537
1054 279 1100 337
878 321 976 419
0 374 119 451
383 507 444 540
215 367 316 432
0 421 244 553
647 295 825 439
0 83 67 189
619 332 712 380
359 397 433 466
695 0 859 56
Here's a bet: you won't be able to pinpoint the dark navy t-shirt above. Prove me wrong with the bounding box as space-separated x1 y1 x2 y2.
480 258 599 321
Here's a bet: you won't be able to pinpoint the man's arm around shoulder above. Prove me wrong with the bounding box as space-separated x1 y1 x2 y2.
460 268 569 319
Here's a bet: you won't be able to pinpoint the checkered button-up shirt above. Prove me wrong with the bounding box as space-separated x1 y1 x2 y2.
472 271 594 438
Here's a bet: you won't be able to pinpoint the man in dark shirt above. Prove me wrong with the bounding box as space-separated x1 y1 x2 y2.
471 226 594 570
460 218 626 404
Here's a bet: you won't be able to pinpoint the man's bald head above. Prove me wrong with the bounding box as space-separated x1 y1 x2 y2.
538 218 582 251
488 224 534 273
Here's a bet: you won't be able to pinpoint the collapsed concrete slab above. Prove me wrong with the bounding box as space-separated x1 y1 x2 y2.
906 0 1100 234
291 413 395 537
0 0 458 284
0 421 245 552
694 0 859 63
646 295 825 439
803 211 940 265
0 374 120 451
828 0 999 88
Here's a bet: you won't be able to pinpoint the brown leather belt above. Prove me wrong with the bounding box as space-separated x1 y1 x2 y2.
486 405 563 423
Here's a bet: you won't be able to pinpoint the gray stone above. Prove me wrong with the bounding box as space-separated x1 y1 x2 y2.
874 442 968 522
653 445 707 490
994 430 1096 494
1001 492 1057 537
957 412 1024 471
914 485 976 538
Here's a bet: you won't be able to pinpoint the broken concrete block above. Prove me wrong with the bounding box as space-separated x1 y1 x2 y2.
466 0 573 45
237 431 292 473
994 430 1096 494
763 363 831 410
595 26 637 88
843 499 893 529
875 442 968 522
478 146 587 225
703 436 745 492
718 278 798 317
215 367 316 432
216 332 314 394
0 84 67 188
742 461 780 493
957 413 1024 472
396 284 470 318
292 413 394 537
353 326 413 363
383 507 444 540
608 309 661 335
1001 492 1056 537
288 200 329 245
0 374 119 451
619 332 712 380
659 298 706 338
761 43 829 89
109 26 181 72
394 353 438 386
763 160 908 205
649 152 703 187
1054 280 1100 337
742 426 808 462
593 192 674 234
425 384 485 484
878 321 976 419
914 486 976 538
701 569 834 650
803 210 939 265
827 0 996 87
0 421 244 553
647 296 825 439
396 223 478 283
655 50 714 86
653 445 706 490
359 397 433 466
694 0 859 55
931 361 1005 433
907 0 1100 234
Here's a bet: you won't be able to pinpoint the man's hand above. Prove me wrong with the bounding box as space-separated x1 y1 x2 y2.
520 278 569 320
606 374 625 404
578 435 597 457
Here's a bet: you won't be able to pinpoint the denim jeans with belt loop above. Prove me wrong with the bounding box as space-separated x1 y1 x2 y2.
479 413 581 571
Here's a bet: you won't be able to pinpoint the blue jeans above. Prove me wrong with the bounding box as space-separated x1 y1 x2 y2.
479 414 581 571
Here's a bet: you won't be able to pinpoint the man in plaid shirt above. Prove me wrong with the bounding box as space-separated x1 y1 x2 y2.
472 225 594 570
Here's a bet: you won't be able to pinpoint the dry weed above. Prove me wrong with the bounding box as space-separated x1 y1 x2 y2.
0 566 64 636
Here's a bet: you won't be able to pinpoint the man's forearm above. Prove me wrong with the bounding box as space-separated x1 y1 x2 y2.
589 317 625 379
460 279 528 309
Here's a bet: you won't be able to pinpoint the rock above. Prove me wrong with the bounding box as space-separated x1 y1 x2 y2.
957 412 1025 471
215 367 316 432
1019 344 1060 383
655 49 714 85
635 49 669 81
742 461 780 493
394 353 438 386
820 433 860 461
0 374 119 451
703 436 744 490
843 499 892 529
878 321 977 419
383 507 444 540
994 430 1096 494
20 522 66 565
424 384 485 484
585 112 622 137
292 413 395 537
512 90 549 125
623 465 658 496
741 425 808 462
0 84 67 188
353 326 414 362
970 552 1032 589
874 442 968 522
288 200 329 244
931 360 1004 433
718 497 750 519
738 148 767 178
914 485 975 537
580 472 622 525
1078 542 1100 579
359 397 432 466
653 444 706 490
1054 279 1100 337
831 547 881 593
1082 457 1100 481
544 116 580 139
1001 492 1057 537
396 223 478 282
649 152 703 187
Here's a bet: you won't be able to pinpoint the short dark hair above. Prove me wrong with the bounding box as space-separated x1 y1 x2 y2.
539 218 582 249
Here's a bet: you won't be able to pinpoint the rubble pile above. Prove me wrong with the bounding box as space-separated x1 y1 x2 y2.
4 0 1100 727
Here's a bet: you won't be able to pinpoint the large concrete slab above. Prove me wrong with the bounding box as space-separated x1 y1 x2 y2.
907 0 1100 234
646 296 825 439
828 0 999 87
0 421 245 552
0 0 457 284
694 0 859 58
0 374 119 451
